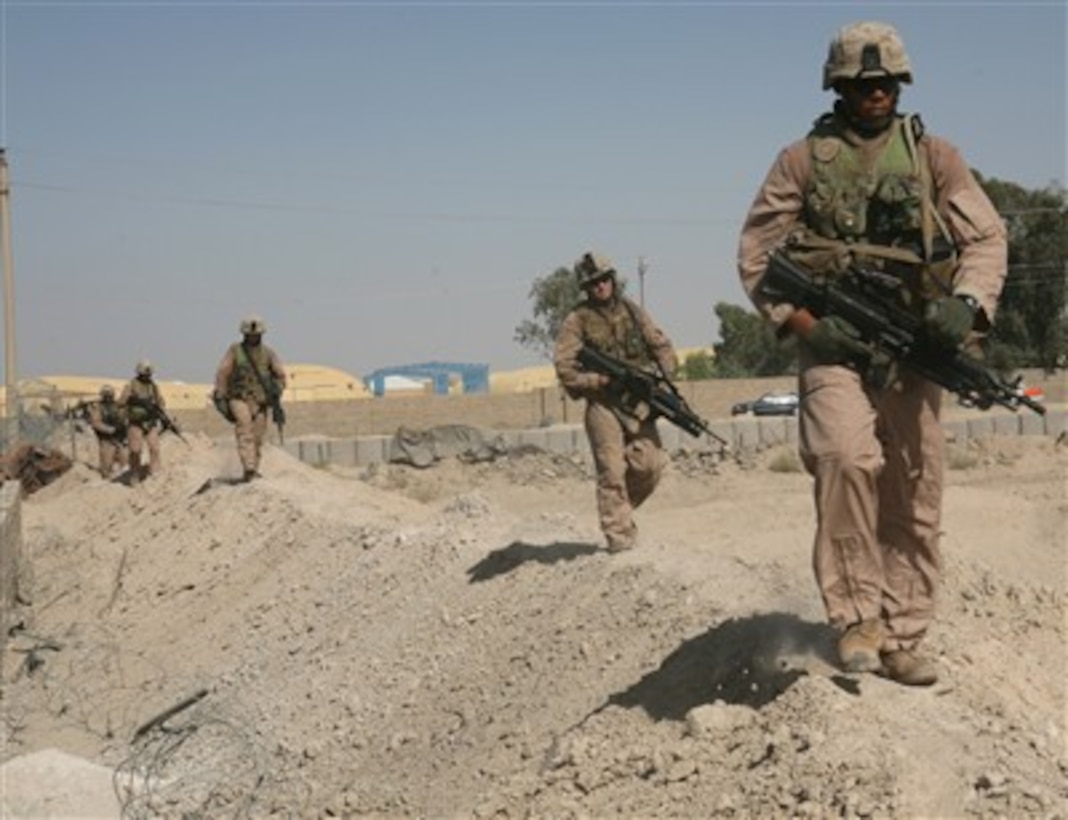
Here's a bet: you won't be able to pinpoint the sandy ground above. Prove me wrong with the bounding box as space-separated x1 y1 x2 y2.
1 423 1065 818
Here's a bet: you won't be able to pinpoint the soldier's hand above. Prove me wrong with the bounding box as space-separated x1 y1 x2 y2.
590 373 611 390
805 316 869 366
923 295 977 349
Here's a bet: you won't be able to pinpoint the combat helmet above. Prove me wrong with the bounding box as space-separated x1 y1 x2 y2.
240 314 266 335
99 384 115 400
574 252 616 288
135 359 153 377
823 21 913 90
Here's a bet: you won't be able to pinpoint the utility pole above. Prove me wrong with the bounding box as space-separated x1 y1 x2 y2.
0 149 16 450
638 256 647 308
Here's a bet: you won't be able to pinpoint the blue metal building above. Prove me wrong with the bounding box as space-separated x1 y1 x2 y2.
364 361 489 397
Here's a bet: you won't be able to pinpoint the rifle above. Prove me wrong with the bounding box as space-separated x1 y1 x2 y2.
65 400 91 425
127 396 191 444
241 343 286 444
267 384 286 445
576 346 728 447
759 251 1045 415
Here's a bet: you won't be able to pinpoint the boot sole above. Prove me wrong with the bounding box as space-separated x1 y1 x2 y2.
839 651 882 674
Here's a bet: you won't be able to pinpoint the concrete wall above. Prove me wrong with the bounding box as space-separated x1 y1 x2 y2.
178 376 802 440
175 369 1066 442
279 408 1067 469
0 482 21 655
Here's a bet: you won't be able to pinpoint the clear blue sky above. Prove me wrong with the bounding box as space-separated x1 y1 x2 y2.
2 1 1065 383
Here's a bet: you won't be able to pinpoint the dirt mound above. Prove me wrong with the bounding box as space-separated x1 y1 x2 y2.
2 431 1065 817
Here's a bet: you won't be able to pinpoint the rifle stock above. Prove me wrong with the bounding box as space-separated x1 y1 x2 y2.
576 347 728 446
129 396 191 444
269 389 286 444
759 251 1045 416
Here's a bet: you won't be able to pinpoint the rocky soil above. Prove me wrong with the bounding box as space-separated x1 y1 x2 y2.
2 425 1065 818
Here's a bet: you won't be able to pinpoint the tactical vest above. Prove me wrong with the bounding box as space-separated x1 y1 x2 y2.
576 298 653 369
99 400 124 429
791 112 958 310
227 343 273 404
125 379 160 425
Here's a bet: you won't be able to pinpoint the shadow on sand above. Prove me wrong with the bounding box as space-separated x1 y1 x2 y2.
605 612 855 718
467 540 601 583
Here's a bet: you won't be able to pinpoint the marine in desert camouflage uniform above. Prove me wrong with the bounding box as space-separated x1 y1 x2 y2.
554 252 679 554
86 384 127 478
737 22 1007 685
214 315 287 482
119 360 165 484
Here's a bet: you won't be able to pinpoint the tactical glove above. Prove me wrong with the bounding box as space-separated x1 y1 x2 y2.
805 316 870 366
923 295 977 349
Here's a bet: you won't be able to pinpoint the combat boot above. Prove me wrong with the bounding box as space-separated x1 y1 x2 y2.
606 532 639 554
880 649 938 687
837 619 885 673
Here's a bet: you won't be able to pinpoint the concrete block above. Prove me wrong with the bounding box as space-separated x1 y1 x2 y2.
942 419 969 442
327 439 359 467
516 429 550 450
706 420 735 449
966 416 995 438
757 418 790 446
783 418 798 443
544 427 578 454
1018 412 1045 437
355 436 390 465
297 439 332 466
1043 409 1066 438
0 483 22 655
993 414 1021 436
495 430 524 451
658 423 683 452
734 420 761 450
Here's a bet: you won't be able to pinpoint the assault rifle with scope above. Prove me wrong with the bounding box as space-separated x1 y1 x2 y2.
126 396 191 444
576 346 728 447
758 251 1045 416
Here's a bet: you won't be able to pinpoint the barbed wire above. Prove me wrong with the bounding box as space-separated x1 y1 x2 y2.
114 693 306 820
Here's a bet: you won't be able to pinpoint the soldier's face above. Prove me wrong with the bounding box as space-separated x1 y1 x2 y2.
245 332 263 345
840 77 900 127
585 274 615 303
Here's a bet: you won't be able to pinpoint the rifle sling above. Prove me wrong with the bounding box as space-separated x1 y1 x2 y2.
239 343 277 406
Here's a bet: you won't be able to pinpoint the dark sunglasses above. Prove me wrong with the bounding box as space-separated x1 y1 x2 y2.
848 76 901 97
584 273 614 289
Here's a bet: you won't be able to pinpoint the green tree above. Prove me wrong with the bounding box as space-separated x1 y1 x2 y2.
711 302 796 377
513 266 581 360
515 266 630 360
677 350 715 380
979 176 1067 372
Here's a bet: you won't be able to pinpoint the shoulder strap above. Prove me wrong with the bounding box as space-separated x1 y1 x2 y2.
902 115 955 259
241 343 275 396
620 298 671 379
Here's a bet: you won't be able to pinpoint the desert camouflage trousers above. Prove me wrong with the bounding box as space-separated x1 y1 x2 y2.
585 401 666 549
96 436 126 478
127 424 161 482
229 398 269 473
798 362 945 652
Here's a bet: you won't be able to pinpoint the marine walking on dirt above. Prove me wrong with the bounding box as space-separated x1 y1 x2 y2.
86 384 128 479
554 251 679 554
213 314 287 483
737 22 1008 686
119 360 169 484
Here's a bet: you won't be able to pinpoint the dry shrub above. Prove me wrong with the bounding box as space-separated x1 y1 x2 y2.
766 446 803 473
